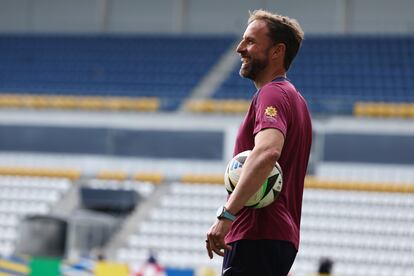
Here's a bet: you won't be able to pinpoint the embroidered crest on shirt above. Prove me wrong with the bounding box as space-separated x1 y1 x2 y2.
265 106 278 118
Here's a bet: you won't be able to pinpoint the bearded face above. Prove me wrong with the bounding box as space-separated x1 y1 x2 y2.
237 20 274 82
239 48 270 80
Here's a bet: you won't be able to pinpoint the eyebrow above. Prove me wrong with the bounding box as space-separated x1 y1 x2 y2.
243 35 256 42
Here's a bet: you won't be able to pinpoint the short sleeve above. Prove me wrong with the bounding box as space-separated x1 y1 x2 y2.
253 84 290 137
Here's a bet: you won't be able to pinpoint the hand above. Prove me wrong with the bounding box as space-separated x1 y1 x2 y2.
205 219 233 259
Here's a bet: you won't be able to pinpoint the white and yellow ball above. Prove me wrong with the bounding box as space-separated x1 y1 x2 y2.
224 150 283 208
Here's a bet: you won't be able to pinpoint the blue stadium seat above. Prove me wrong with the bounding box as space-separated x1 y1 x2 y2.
2 35 413 114
0 34 235 110
213 35 414 115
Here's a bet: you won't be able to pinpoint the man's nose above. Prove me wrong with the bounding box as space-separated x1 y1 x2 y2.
236 41 244 53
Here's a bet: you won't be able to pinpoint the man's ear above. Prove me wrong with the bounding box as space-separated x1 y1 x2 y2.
272 43 286 60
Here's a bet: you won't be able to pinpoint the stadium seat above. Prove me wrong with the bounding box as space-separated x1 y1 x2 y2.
0 176 73 256
212 36 414 115
115 181 414 275
0 34 235 111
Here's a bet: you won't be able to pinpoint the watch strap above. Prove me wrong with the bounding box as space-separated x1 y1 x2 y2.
218 206 236 221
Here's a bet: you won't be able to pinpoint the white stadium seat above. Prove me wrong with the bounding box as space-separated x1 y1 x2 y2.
0 176 72 256
116 182 414 275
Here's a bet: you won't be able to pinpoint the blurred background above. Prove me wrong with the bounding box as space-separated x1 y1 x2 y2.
0 0 413 275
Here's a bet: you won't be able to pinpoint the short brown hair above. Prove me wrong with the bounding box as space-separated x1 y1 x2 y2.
248 9 304 71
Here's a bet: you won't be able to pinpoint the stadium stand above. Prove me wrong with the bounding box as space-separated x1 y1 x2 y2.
116 182 226 270
1 34 413 116
0 34 235 111
213 36 414 115
1 174 413 275
1 2 414 275
0 176 72 256
0 109 413 275
354 102 414 118
294 187 414 276
114 180 414 276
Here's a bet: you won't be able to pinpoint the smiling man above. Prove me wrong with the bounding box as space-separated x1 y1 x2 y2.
206 10 312 276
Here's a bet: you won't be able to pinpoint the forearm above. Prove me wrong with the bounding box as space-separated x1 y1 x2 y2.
225 148 278 215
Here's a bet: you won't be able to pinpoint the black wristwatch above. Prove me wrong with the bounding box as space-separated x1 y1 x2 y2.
216 206 236 221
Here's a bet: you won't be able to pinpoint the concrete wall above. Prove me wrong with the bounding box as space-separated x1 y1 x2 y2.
0 125 224 160
0 0 413 34
1 116 414 165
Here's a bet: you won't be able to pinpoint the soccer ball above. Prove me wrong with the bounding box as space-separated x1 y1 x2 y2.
224 150 283 208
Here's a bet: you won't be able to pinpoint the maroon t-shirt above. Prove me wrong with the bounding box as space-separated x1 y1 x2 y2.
225 77 312 250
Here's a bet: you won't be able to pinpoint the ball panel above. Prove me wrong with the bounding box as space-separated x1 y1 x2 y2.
235 155 248 164
262 174 276 196
223 150 283 209
245 187 264 206
228 177 236 191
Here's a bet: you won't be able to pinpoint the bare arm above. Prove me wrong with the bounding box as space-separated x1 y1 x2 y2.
225 128 284 215
206 128 284 259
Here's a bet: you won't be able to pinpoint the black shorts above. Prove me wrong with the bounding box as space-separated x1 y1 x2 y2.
222 239 297 276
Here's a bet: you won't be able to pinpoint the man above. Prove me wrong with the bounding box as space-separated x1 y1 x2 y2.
206 10 312 276
136 254 165 276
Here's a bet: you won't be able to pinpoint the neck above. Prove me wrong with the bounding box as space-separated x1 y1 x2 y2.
253 68 286 89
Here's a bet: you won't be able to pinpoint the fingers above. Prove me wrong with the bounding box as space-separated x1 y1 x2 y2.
213 245 225 257
205 219 233 259
211 240 224 257
205 236 232 258
205 239 213 259
205 238 223 258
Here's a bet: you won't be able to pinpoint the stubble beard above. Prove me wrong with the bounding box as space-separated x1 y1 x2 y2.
239 56 268 81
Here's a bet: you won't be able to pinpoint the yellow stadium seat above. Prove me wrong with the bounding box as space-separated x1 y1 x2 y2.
0 166 81 180
354 102 414 119
97 170 128 181
128 97 160 111
133 172 164 184
304 176 414 194
50 96 79 109
181 173 224 184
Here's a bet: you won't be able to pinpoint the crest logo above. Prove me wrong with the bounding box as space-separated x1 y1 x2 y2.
231 160 243 170
265 106 277 117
